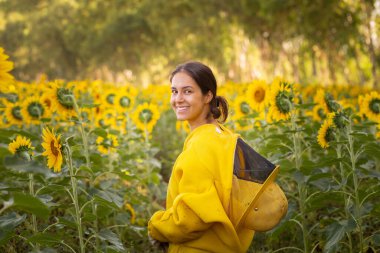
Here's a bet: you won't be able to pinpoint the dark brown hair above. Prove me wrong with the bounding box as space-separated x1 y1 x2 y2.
170 61 229 123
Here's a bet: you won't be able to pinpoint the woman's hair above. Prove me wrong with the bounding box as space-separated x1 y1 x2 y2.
170 61 229 123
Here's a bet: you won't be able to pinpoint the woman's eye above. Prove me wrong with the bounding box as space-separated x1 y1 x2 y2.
171 90 178 94
184 90 192 94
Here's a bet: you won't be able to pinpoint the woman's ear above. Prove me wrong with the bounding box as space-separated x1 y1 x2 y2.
205 91 213 104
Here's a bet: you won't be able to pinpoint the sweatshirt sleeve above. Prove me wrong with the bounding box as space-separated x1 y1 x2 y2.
148 146 228 244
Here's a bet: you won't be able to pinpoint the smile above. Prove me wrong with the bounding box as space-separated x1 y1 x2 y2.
176 106 189 112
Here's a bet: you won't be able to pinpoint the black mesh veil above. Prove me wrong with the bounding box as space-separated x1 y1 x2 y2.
233 138 276 184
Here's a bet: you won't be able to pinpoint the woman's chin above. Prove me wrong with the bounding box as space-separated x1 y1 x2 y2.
175 115 188 121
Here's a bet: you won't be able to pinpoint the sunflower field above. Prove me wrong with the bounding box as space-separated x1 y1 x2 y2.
1 42 380 253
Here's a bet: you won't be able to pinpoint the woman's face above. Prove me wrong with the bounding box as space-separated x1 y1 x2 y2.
170 71 212 130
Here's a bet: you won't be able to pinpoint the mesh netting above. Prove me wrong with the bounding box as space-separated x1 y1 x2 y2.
233 138 276 184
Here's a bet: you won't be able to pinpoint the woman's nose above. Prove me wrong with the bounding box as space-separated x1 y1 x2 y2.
175 92 184 102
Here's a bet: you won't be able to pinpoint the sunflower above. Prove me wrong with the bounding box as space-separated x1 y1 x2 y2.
4 101 23 126
102 88 117 106
314 89 340 113
96 133 119 154
317 117 335 149
8 135 34 160
48 81 77 119
21 96 51 125
328 111 347 129
41 127 63 173
311 104 327 122
131 102 160 133
95 108 119 129
176 121 191 134
114 90 135 114
268 78 294 121
124 203 136 224
247 80 269 112
359 91 380 123
233 96 253 119
0 47 14 85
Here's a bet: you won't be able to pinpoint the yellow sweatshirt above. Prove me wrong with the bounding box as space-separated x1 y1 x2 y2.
148 124 254 253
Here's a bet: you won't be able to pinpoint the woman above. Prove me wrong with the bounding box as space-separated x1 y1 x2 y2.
148 61 287 253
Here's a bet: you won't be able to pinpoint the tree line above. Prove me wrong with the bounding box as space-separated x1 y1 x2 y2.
0 0 379 87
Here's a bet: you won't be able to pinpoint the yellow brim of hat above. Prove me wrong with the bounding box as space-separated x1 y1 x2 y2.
230 166 287 231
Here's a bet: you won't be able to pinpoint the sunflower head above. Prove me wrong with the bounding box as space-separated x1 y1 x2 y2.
41 127 63 173
21 96 51 124
8 135 34 160
324 93 341 113
115 90 135 113
328 111 347 129
0 47 14 85
359 91 380 123
48 81 77 118
311 104 327 122
96 134 119 154
131 102 160 133
4 102 23 126
317 118 336 149
269 79 294 121
247 80 269 111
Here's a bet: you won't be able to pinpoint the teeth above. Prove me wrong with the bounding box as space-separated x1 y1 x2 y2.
177 106 188 111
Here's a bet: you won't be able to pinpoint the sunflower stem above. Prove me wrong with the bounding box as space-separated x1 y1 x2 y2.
28 173 39 250
336 143 353 253
346 118 364 252
65 145 85 253
71 95 100 251
291 112 309 253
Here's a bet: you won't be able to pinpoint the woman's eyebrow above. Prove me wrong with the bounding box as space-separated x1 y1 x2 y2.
171 85 193 90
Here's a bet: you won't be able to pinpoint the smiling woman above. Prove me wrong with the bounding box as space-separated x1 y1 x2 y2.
148 61 287 253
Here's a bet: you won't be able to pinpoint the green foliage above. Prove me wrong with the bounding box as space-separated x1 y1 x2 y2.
1 0 378 86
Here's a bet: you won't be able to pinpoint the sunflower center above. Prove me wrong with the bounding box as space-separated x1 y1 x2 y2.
240 102 250 114
12 106 23 120
369 99 380 114
120 96 131 107
50 140 59 156
57 88 74 109
325 127 334 142
27 102 44 118
254 89 265 103
139 109 153 123
102 139 112 148
16 145 30 153
317 108 325 119
106 94 115 104
276 93 292 113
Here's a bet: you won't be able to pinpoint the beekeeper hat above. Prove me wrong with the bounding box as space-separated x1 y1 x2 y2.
229 138 288 232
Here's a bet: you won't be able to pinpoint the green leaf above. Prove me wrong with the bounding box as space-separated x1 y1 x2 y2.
28 233 62 246
92 188 123 209
98 229 125 252
324 219 356 252
11 192 50 220
78 165 93 175
92 128 108 138
0 212 26 246
374 234 380 246
4 155 50 175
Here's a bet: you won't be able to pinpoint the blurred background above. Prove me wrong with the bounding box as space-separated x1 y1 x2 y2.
0 0 379 88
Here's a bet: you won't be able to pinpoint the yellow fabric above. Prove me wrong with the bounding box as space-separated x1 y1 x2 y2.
148 124 254 253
